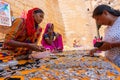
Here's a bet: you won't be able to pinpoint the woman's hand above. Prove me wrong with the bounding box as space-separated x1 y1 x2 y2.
89 48 98 56
89 42 112 56
27 43 45 52
39 46 46 52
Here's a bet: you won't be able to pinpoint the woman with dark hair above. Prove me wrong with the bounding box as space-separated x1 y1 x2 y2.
90 4 120 67
2 8 45 60
41 23 63 53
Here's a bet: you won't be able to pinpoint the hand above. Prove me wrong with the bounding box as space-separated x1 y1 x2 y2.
89 48 98 56
27 43 42 51
38 46 46 52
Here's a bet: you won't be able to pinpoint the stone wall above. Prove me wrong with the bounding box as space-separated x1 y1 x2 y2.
58 0 120 48
0 0 65 44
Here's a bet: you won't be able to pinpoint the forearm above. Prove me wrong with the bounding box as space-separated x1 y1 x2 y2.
47 40 53 45
45 36 53 45
111 43 120 48
5 40 29 48
97 42 120 51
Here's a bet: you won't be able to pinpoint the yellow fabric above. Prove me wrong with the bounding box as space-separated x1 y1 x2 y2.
2 18 42 56
5 18 23 41
1 51 120 80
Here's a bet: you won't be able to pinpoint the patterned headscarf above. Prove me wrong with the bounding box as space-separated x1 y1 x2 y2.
26 8 40 36
43 23 53 35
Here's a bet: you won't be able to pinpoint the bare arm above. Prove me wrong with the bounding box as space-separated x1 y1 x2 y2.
111 43 120 48
44 32 55 45
4 18 42 51
45 37 53 45
5 39 43 51
90 42 120 56
5 40 29 48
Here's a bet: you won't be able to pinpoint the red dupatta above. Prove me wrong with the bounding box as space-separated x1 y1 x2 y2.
26 8 40 37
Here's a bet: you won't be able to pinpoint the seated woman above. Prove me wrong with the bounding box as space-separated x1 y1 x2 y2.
41 23 63 53
90 4 120 67
2 8 45 60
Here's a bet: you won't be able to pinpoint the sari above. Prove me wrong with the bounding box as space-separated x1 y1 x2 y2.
41 23 63 52
2 8 42 57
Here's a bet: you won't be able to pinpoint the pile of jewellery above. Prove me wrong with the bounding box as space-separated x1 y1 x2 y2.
0 50 119 80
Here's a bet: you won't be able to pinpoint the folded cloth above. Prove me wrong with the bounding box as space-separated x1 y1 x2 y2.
29 51 51 59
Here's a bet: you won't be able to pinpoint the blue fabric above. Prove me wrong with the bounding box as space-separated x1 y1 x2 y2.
114 55 120 67
44 32 56 39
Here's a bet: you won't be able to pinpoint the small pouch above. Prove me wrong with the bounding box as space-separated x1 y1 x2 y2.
94 42 104 48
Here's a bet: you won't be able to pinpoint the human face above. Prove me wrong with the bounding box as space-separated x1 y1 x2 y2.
93 11 110 26
48 24 54 33
33 13 44 24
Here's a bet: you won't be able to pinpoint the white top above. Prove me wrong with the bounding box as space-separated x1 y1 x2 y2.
104 17 120 62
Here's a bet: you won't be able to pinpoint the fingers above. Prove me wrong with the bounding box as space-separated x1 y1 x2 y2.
28 44 45 52
40 46 46 51
89 50 94 56
89 48 98 57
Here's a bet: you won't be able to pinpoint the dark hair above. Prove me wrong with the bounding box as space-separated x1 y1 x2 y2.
92 4 120 18
34 9 44 14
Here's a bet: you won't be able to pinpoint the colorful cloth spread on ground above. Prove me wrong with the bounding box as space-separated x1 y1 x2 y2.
0 50 120 80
